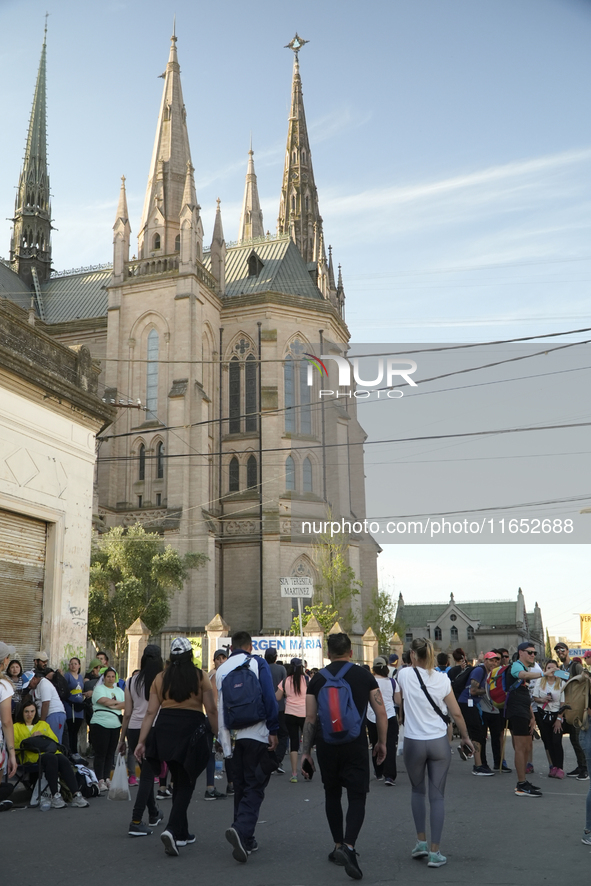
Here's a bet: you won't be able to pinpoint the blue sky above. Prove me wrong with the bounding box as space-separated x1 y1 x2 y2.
1 0 589 638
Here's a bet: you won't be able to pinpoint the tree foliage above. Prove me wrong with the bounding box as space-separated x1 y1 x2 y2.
290 602 339 636
365 588 399 653
88 524 208 658
311 518 362 630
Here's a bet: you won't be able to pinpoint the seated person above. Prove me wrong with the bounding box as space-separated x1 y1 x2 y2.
13 697 89 809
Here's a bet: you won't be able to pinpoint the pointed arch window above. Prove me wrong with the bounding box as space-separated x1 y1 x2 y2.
175 234 180 252
291 196 296 212
284 343 314 436
245 355 257 432
146 329 159 416
302 150 306 164
156 442 164 479
434 627 442 642
229 457 239 493
247 455 257 489
286 456 296 491
305 195 309 212
450 625 458 642
467 626 475 641
284 356 295 433
153 233 161 250
303 457 313 493
229 358 241 434
138 444 146 481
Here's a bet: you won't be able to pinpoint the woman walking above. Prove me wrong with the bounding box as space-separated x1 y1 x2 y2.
367 656 399 785
118 645 164 835
276 658 308 782
63 657 85 754
395 638 474 868
532 660 566 778
135 637 217 857
91 667 125 792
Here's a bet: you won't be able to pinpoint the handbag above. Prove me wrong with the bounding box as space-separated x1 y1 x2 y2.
108 754 130 801
413 668 451 724
20 735 62 755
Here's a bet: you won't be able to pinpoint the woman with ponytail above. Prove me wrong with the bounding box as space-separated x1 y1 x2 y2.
395 638 474 869
135 638 218 858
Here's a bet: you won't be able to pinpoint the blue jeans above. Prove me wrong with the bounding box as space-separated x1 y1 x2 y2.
46 711 66 745
579 726 591 832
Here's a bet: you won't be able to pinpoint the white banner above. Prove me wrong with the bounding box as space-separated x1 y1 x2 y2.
250 635 323 670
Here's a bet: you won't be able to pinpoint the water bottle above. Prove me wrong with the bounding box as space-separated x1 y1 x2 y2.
40 796 51 812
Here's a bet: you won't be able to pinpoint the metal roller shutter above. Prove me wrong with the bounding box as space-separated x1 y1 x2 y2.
0 508 46 670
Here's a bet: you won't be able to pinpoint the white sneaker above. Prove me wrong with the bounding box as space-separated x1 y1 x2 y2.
51 793 66 808
97 780 108 793
71 792 90 808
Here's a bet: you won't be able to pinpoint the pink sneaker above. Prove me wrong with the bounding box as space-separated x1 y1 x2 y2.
154 776 160 784
555 768 565 779
128 776 138 787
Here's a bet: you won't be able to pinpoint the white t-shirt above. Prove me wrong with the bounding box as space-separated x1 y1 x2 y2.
32 677 65 716
367 675 397 722
397 666 451 740
532 677 565 713
0 678 15 771
528 662 544 711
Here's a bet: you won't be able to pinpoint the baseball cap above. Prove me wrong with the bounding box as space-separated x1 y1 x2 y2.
213 649 228 661
290 657 303 667
484 651 500 660
554 642 568 651
388 654 399 664
170 637 193 656
143 644 162 658
518 641 536 652
373 656 388 668
87 658 101 670
34 650 49 661
583 651 591 660
0 641 16 660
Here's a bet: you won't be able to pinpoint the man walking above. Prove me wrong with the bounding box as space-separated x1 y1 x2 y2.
506 642 545 797
554 642 588 780
301 632 387 880
28 668 67 744
264 647 288 772
217 631 279 863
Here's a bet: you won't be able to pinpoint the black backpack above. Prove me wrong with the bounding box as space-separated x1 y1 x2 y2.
53 671 72 706
452 666 474 699
222 656 267 729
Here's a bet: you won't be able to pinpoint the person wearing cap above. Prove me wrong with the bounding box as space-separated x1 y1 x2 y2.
264 647 288 773
0 642 18 782
135 637 218 857
506 641 546 797
216 630 279 863
388 653 399 679
118 645 164 836
458 651 502 776
480 651 511 773
27 667 67 745
553 642 588 779
204 648 231 800
275 657 309 783
367 656 399 785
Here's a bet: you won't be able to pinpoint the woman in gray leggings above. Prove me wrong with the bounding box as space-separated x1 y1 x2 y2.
396 638 473 868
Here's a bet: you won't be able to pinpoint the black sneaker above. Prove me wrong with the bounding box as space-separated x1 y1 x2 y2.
472 765 495 777
176 834 196 846
225 827 248 863
276 766 285 774
577 771 590 781
204 788 226 800
128 821 153 837
329 846 346 865
226 784 235 795
335 845 363 880
246 839 258 855
160 830 179 856
515 781 542 797
148 807 163 827
567 767 580 778
500 763 513 773
156 787 172 800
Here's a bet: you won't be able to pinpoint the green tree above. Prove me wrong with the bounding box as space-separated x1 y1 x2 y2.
290 602 339 636
88 524 208 659
311 518 362 630
365 588 398 653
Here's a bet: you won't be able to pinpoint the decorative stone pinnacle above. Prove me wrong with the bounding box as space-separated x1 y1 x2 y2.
285 33 309 57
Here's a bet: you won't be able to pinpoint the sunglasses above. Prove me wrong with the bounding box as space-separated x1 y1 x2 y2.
525 650 536 655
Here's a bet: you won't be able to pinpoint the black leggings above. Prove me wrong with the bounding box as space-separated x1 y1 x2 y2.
367 717 399 779
127 727 158 822
40 754 79 796
92 724 121 781
539 712 564 769
166 760 197 842
285 714 306 752
66 718 84 755
325 785 367 847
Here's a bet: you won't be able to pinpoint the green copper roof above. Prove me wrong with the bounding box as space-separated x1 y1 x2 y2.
40 266 111 322
400 600 519 627
204 235 322 300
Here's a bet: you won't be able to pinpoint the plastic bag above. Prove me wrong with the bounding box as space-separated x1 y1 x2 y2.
397 724 404 756
108 754 130 801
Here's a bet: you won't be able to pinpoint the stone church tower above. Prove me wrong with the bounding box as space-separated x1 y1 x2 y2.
2 29 379 643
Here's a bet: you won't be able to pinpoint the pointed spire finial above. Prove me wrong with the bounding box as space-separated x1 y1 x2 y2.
44 11 49 42
249 132 253 155
216 197 221 210
285 32 309 58
172 13 177 41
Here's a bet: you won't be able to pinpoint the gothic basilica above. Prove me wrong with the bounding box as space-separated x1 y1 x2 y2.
0 28 379 641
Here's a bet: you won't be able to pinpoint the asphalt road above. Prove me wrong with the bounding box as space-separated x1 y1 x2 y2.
2 738 589 885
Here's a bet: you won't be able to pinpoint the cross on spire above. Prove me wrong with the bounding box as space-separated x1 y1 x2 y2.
285 33 309 57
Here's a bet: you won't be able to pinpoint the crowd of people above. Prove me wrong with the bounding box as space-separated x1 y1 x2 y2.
1 632 591 878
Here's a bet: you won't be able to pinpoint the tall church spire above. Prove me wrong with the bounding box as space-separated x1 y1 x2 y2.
138 29 194 258
238 140 264 243
277 35 323 265
10 20 52 285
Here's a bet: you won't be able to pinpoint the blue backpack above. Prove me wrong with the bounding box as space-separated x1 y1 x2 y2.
317 662 363 744
223 656 267 730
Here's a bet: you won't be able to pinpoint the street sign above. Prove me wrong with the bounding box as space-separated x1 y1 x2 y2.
280 576 314 597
